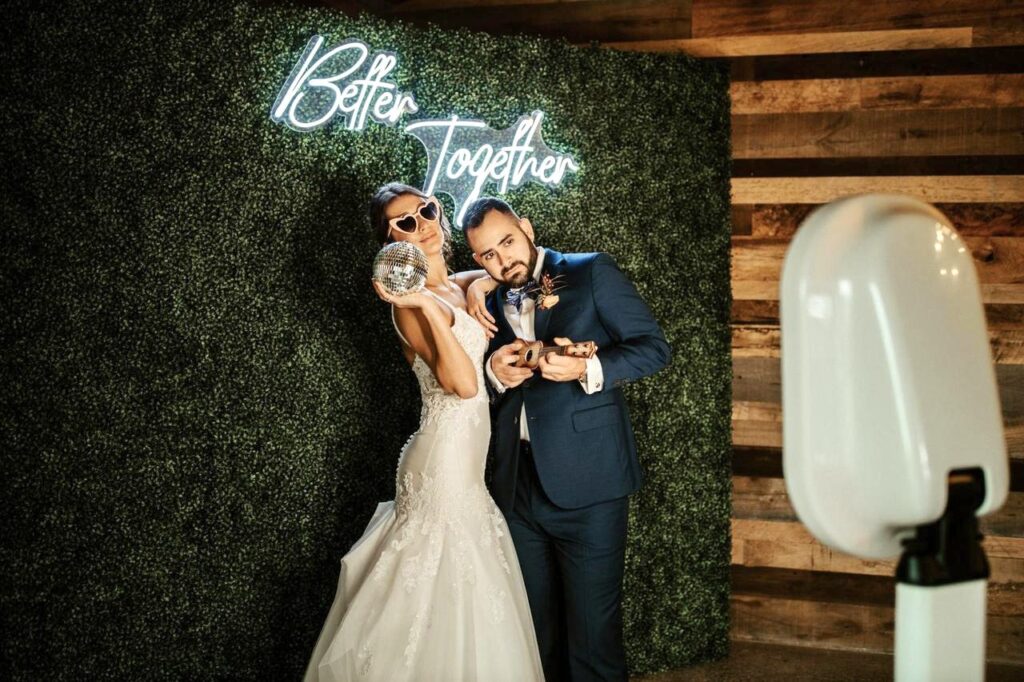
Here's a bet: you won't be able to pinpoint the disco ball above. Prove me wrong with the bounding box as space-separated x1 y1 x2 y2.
372 241 429 295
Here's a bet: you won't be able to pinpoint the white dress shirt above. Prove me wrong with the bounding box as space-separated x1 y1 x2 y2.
484 247 604 441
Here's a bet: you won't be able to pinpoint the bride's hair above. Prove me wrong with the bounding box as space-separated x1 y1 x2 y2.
369 182 453 264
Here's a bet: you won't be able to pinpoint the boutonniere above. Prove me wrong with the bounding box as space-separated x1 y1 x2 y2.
532 272 566 310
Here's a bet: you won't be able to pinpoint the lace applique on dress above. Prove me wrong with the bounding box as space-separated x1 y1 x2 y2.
408 300 488 431
489 588 507 625
403 600 431 666
357 644 372 677
371 468 506 587
367 461 516 667
412 356 483 431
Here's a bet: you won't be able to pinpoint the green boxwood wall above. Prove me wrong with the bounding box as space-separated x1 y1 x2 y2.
1 0 732 677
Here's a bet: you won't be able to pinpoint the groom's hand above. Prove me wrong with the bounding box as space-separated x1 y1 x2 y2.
491 341 533 389
539 337 588 383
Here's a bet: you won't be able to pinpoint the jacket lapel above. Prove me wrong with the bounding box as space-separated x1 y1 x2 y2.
532 248 564 343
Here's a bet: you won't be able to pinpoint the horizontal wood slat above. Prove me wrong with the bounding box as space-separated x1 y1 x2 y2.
600 27 976 57
732 401 783 449
733 156 1024 177
732 281 1024 305
691 1 1024 39
732 446 1024 493
732 300 1024 330
737 203 1024 237
733 565 1024 614
732 176 1024 205
730 74 1024 114
731 518 1024 583
732 300 783 325
733 565 892 606
731 592 1024 663
732 475 1024 538
603 28 1024 57
731 566 1024 664
731 326 782 359
737 233 1024 280
974 27 1024 48
733 108 1024 159
731 445 783 478
732 325 1024 364
732 398 1024 462
730 46 1024 82
731 236 1024 303
733 356 1024 410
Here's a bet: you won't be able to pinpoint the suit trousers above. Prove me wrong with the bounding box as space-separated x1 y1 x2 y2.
507 439 629 682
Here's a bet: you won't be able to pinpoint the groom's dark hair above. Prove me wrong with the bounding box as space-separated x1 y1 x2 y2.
462 197 520 232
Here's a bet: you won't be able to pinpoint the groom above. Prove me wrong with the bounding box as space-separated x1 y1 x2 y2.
462 198 671 681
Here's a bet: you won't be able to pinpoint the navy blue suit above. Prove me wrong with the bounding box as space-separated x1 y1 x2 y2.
484 249 670 681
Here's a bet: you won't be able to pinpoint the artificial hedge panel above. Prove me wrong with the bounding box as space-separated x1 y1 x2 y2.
1 0 732 677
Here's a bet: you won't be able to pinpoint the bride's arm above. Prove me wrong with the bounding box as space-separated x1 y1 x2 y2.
448 269 491 293
382 288 479 399
451 270 499 337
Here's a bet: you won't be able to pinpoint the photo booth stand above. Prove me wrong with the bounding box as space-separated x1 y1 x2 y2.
779 194 1010 681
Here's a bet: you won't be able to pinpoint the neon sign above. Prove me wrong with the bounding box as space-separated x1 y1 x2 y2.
271 37 418 131
406 112 578 226
271 36 579 225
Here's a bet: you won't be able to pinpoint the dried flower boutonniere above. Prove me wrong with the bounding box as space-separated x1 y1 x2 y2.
533 272 566 310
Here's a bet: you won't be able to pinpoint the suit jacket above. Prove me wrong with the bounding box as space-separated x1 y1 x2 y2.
485 249 671 512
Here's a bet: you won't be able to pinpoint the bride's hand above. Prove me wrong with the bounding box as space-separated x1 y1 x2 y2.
466 276 499 339
372 280 432 310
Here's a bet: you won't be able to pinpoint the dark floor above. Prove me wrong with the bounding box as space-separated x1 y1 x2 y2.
633 641 1024 682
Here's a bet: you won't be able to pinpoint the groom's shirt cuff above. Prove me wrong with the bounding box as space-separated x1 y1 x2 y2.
485 353 508 394
578 355 604 394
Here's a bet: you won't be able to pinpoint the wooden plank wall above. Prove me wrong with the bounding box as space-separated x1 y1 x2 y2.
332 0 1024 665
694 2 1024 665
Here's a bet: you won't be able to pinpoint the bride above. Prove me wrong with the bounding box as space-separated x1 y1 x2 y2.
303 183 544 681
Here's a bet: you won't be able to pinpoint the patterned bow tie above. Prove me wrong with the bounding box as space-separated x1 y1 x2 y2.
504 280 537 312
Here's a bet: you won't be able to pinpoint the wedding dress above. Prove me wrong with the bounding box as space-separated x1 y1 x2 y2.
304 291 544 681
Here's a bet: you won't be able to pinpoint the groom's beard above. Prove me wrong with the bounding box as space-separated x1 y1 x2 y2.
499 246 539 288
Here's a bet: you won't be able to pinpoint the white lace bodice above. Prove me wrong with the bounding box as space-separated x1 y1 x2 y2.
391 290 489 433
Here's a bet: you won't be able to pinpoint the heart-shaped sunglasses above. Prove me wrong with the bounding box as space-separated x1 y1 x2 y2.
387 197 441 236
